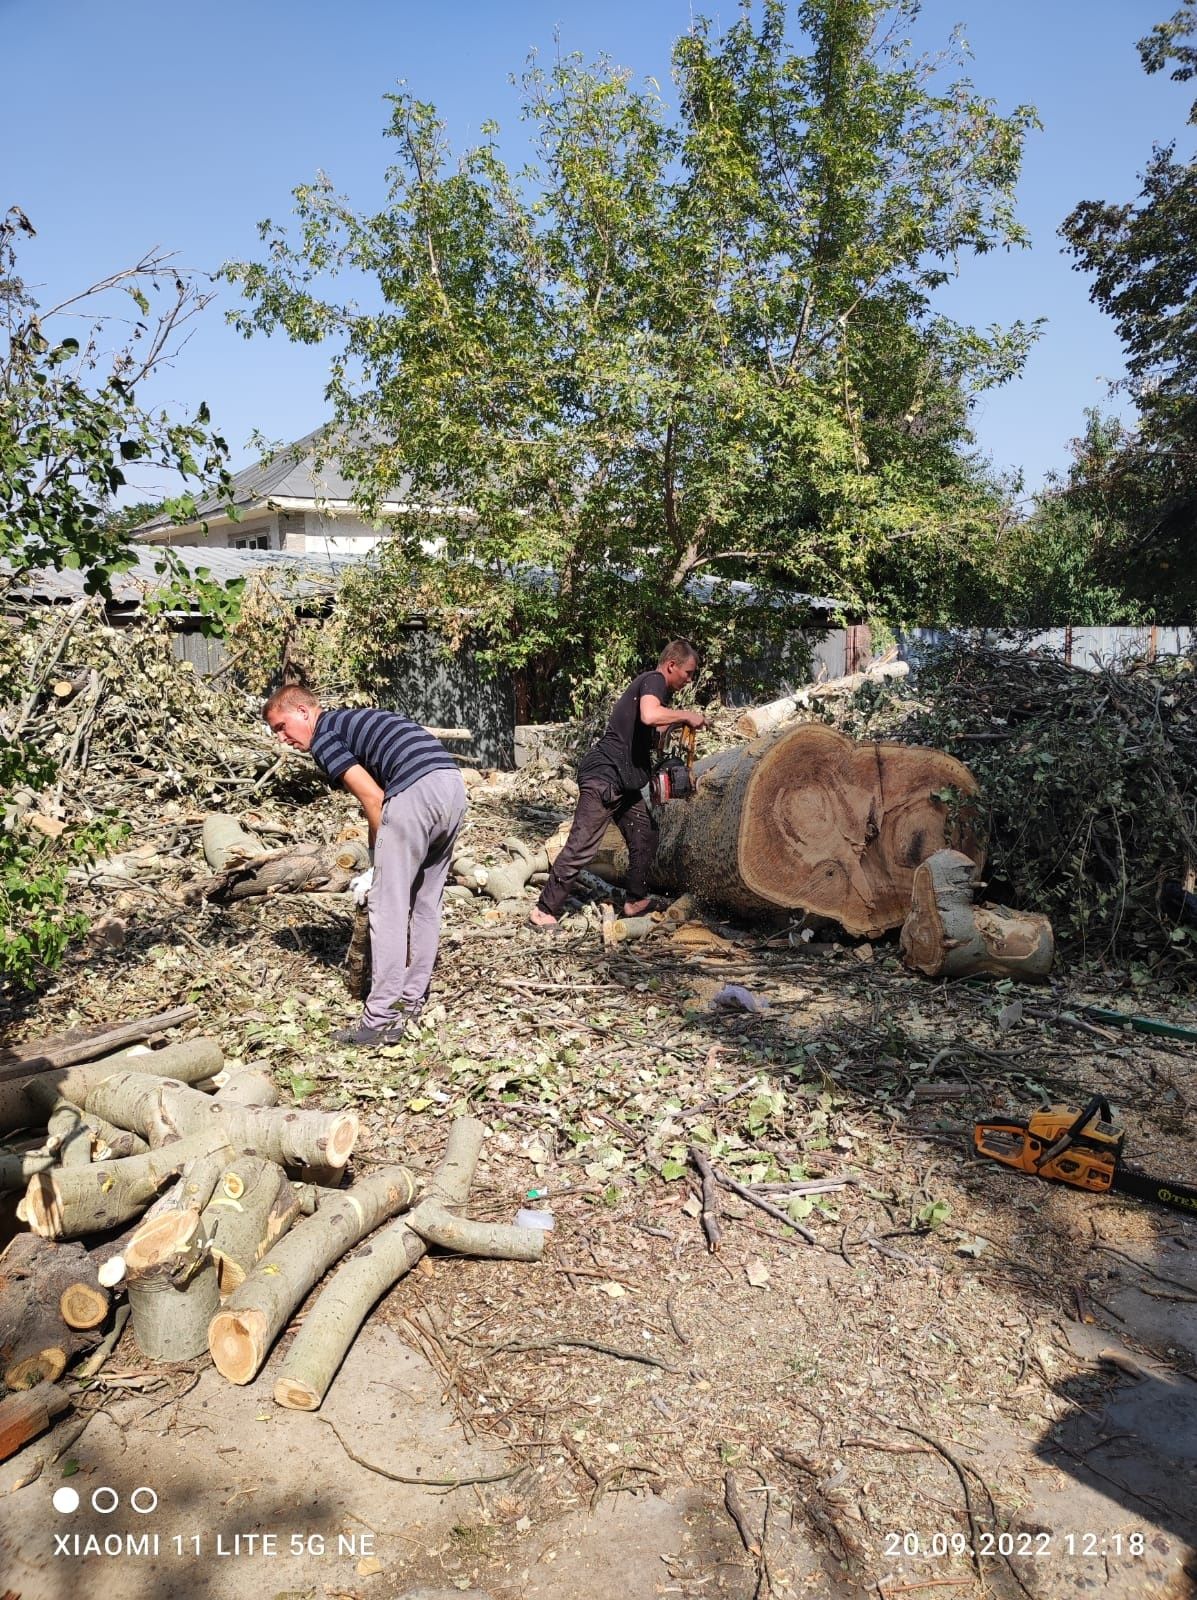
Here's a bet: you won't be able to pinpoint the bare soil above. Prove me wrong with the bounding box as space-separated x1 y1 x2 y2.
2 775 1196 1600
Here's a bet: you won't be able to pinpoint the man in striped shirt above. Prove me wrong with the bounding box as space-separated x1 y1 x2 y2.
264 686 467 1045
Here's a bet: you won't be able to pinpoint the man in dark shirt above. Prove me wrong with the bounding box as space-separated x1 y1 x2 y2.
530 640 705 929
264 686 467 1044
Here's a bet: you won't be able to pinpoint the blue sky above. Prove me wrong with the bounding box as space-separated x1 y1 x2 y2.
4 0 1192 501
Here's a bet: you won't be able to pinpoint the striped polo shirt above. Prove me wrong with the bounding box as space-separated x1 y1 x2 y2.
309 708 458 799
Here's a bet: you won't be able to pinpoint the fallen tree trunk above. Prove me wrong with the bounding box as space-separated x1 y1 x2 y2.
735 660 910 739
0 1382 70 1461
0 1036 223 1136
0 1235 109 1388
192 839 371 905
900 849 1054 981
70 1070 359 1170
590 725 981 937
0 1005 199 1082
209 1164 417 1385
213 1071 280 1110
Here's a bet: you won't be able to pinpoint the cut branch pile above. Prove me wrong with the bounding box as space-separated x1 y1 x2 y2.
0 1013 545 1459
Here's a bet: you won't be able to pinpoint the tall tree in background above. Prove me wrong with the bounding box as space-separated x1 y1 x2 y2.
229 0 1038 680
1061 1 1197 612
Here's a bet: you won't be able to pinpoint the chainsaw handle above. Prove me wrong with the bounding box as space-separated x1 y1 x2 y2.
1035 1094 1112 1171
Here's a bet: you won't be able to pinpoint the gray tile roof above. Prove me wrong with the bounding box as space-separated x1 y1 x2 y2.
2 547 371 608
133 426 420 534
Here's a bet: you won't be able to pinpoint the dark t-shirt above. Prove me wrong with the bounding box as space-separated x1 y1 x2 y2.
578 669 671 794
309 707 458 799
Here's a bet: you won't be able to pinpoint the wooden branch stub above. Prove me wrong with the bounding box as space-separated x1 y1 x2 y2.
900 849 1054 981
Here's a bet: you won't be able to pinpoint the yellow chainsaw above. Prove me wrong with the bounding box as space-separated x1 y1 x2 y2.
974 1095 1197 1214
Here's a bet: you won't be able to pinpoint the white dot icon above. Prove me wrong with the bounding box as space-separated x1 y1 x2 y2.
52 1487 80 1514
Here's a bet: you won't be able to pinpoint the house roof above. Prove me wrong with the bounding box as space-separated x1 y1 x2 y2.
2 546 371 609
132 426 427 539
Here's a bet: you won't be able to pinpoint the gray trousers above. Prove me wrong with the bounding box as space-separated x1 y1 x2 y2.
362 768 467 1029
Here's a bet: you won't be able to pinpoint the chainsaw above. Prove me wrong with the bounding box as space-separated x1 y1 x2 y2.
974 1095 1197 1215
649 723 697 805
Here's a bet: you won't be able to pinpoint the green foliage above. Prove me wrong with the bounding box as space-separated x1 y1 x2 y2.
0 728 127 991
0 209 242 987
1059 4 1197 612
0 208 236 610
227 1 1039 658
840 642 1197 963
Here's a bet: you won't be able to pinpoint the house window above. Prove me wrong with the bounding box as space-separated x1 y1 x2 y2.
232 535 270 550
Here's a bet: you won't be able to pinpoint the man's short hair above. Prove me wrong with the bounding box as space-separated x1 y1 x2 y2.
659 638 699 670
262 684 319 718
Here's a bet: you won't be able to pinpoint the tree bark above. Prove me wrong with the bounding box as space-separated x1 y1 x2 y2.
0 1036 223 1135
123 1209 221 1362
24 1129 235 1239
0 1235 109 1388
900 849 1054 981
200 1156 305 1294
201 813 264 872
0 1005 199 1080
213 1070 280 1110
273 1118 485 1411
0 1382 70 1461
735 660 910 738
344 904 371 1000
69 1070 359 1170
593 725 981 937
192 839 371 905
209 1164 417 1385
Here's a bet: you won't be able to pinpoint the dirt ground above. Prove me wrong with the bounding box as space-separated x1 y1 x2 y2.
2 777 1197 1600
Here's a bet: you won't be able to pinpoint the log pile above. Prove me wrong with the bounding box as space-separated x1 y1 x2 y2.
0 1016 546 1460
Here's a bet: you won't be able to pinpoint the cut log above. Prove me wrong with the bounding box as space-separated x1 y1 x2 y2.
201 812 265 872
199 1156 305 1294
209 1164 417 1385
45 1101 92 1168
344 903 371 1000
735 659 910 739
0 1235 109 1387
0 1036 223 1135
0 1005 199 1080
601 724 980 938
67 1070 359 1170
900 849 1054 981
124 1209 221 1362
0 1382 70 1462
191 839 371 905
213 1070 280 1110
274 1119 494 1411
24 1128 235 1239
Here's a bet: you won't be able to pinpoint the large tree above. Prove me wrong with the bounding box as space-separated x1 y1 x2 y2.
228 0 1037 673
1061 1 1197 610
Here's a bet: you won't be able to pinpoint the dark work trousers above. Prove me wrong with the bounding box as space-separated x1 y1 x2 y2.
537 780 659 918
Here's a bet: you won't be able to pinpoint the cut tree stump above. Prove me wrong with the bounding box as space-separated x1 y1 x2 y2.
0 1235 109 1388
900 849 1054 981
209 1164 417 1385
124 1210 221 1362
589 724 981 937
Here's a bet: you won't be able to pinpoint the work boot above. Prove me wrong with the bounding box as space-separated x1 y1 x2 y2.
330 1019 406 1047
